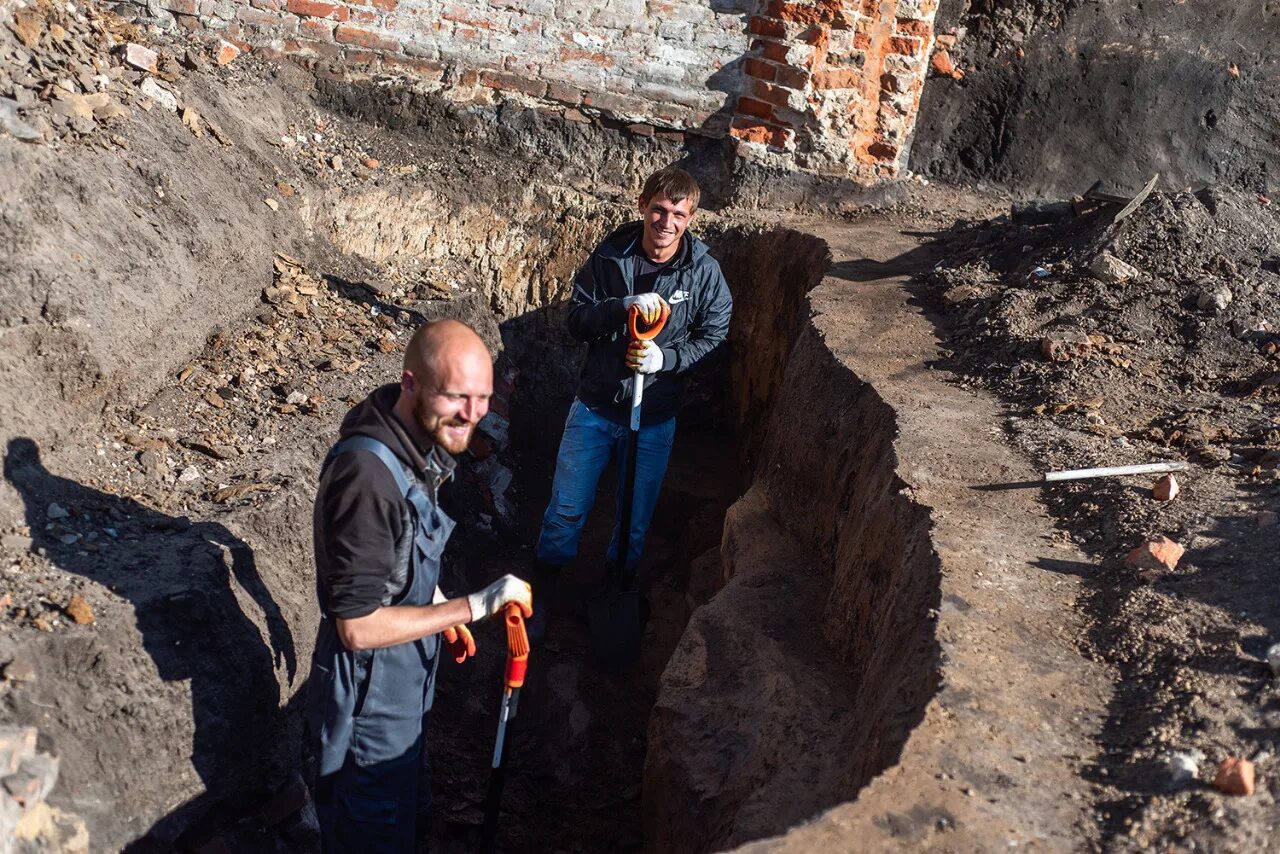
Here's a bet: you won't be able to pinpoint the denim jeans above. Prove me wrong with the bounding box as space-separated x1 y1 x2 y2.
536 399 677 570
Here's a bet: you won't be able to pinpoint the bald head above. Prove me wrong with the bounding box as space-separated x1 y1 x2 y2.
404 318 491 383
396 319 493 454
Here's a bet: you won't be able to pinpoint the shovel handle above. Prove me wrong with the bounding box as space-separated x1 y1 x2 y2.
628 303 670 342
504 604 529 689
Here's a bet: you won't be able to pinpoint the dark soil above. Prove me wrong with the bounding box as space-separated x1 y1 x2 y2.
919 185 1280 850
915 0 1280 196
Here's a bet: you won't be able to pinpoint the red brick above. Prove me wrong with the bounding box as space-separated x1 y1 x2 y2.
775 64 809 89
163 0 198 14
344 49 377 64
381 55 444 79
626 122 655 137
728 116 791 148
735 95 773 120
853 31 871 50
583 91 648 116
216 38 242 65
813 67 861 89
767 0 850 27
285 37 342 59
865 140 898 161
547 81 581 105
1152 474 1179 501
744 57 776 81
896 18 931 38
285 0 348 20
1124 536 1184 572
351 9 378 23
480 69 548 98
298 18 334 39
887 35 923 55
442 4 492 27
752 79 797 108
748 15 786 38
333 24 399 51
560 46 614 66
931 49 963 79
758 39 790 64
370 0 397 9
1214 758 1256 796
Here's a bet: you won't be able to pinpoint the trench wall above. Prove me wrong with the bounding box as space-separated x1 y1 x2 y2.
645 232 939 852
117 0 942 180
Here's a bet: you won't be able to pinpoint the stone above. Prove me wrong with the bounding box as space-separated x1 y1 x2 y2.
0 98 42 143
4 753 59 807
9 9 43 48
1196 284 1233 313
264 197 280 211
139 78 178 112
331 154 343 170
1088 253 1140 283
46 503 69 521
1124 536 1184 572
1267 643 1280 677
2 657 36 684
363 157 379 169
1212 757 1255 796
1151 474 1179 501
64 595 94 626
1167 751 1199 787
2 534 33 553
123 43 160 73
178 465 202 483
286 391 308 406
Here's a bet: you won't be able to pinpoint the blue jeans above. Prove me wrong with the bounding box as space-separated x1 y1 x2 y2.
537 399 677 570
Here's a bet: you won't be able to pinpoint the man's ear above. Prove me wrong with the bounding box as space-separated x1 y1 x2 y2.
637 195 648 217
400 369 416 397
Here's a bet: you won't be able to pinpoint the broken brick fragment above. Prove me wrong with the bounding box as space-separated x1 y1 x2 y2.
1213 757 1255 796
1124 536 1184 572
1152 474 1179 501
930 49 963 79
216 39 241 66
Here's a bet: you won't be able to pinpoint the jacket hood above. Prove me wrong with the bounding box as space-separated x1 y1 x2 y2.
596 221 710 269
337 384 455 482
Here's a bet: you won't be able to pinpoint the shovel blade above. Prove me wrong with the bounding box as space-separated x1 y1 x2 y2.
588 589 647 672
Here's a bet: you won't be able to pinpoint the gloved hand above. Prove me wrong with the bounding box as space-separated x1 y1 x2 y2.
622 293 668 325
465 574 533 622
442 624 476 664
433 586 477 663
626 339 664 374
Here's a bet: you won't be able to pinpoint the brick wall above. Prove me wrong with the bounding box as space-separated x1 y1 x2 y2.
127 0 939 181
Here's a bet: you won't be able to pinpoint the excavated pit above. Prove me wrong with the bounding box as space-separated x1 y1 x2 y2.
0 75 942 852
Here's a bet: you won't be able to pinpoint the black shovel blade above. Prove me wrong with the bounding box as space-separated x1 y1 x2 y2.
588 588 648 672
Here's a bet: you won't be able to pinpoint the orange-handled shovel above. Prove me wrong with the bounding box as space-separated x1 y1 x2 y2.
481 604 529 851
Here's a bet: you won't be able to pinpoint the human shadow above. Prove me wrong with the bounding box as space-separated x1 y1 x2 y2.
3 437 297 849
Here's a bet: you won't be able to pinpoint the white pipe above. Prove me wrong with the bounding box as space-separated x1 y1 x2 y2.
1044 461 1190 482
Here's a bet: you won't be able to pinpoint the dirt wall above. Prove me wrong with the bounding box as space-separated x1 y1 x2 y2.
912 0 1280 195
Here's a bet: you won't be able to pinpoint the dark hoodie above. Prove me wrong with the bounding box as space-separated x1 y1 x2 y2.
567 221 733 426
312 384 456 620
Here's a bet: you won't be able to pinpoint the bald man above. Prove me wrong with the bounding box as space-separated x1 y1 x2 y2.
306 319 532 853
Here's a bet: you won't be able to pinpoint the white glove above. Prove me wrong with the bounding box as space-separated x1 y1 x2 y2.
465 574 533 622
626 339 664 374
623 293 667 325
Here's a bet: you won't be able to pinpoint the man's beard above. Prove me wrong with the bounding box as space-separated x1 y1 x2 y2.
416 395 473 454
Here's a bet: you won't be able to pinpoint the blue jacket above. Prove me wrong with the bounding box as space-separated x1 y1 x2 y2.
567 222 733 425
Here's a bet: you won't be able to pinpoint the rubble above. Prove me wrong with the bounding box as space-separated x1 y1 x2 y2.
1087 252 1140 283
1166 751 1199 787
1151 474 1179 501
1212 757 1255 796
1124 536 1184 572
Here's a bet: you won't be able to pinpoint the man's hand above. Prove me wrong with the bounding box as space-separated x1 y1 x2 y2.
442 624 476 664
626 339 664 374
623 293 668 325
465 574 533 622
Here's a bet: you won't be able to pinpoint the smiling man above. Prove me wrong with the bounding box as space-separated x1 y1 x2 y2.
307 319 532 852
528 166 733 644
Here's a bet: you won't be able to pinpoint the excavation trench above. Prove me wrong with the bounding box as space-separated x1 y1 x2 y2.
310 179 941 851
0 82 939 850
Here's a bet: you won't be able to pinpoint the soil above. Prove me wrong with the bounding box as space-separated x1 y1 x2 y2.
914 0 1280 196
3 0 1280 851
916 187 1280 849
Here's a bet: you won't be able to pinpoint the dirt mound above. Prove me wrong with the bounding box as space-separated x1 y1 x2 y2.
914 0 1280 195
922 186 1280 849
